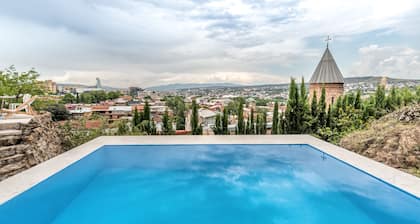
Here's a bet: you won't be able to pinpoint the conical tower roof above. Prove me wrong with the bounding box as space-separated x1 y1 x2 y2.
310 47 344 84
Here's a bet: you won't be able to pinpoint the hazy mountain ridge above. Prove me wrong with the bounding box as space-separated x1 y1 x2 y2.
146 83 242 91
345 76 420 84
58 76 420 91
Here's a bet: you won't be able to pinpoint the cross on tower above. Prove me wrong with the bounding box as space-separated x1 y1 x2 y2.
325 35 332 48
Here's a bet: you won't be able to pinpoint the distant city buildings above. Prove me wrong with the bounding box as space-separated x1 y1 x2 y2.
44 67 418 135
128 87 143 97
41 80 58 94
96 78 102 89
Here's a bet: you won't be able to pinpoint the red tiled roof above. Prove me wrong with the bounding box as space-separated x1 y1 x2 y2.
175 130 190 135
132 105 144 111
91 105 109 111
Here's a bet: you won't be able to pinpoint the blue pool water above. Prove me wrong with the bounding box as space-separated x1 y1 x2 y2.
0 144 419 224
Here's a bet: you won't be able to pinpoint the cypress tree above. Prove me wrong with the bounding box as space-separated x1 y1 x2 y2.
255 114 261 135
347 92 355 107
374 85 386 118
326 105 332 128
250 108 255 134
310 91 318 131
262 112 267 134
246 115 251 134
272 101 279 134
213 113 223 135
133 108 141 127
143 101 151 121
318 87 326 128
299 77 311 133
354 90 362 109
237 102 245 134
342 94 348 113
191 100 202 135
285 78 300 134
375 85 386 109
175 100 186 130
162 109 173 135
222 108 229 134
279 112 285 134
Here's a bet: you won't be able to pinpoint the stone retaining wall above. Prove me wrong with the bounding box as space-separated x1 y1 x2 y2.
0 113 63 181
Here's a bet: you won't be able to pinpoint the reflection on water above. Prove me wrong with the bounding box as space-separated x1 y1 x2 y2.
1 144 419 224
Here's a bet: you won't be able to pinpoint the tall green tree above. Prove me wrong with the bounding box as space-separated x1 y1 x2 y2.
166 96 186 130
279 112 285 134
236 102 245 134
0 66 44 99
272 101 279 134
191 100 202 135
162 109 174 135
262 112 267 134
326 105 332 128
310 91 318 131
213 113 223 135
117 121 129 135
176 100 186 130
354 90 362 109
133 108 142 127
256 112 267 134
400 87 415 106
285 78 300 134
249 108 255 134
222 108 229 134
318 87 327 128
299 77 311 133
62 93 76 104
107 91 121 100
143 101 151 121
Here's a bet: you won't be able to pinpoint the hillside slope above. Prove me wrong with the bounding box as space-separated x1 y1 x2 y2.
340 105 420 176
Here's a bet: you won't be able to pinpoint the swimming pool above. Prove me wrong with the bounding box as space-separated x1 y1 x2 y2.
0 143 419 224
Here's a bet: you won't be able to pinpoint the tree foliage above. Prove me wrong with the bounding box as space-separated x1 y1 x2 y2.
236 101 245 134
162 109 174 135
191 100 202 135
0 66 44 99
272 101 279 134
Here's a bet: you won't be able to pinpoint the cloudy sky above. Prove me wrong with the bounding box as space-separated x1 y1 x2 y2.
1 0 420 87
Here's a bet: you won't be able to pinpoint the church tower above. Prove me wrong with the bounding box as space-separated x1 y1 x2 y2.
309 43 344 108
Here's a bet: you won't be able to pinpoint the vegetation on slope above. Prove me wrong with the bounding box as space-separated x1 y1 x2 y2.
340 105 420 176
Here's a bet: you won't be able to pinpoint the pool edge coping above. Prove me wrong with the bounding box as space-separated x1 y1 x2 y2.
1 135 419 204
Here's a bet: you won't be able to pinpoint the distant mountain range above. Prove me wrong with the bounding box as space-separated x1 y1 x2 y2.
344 76 420 85
146 76 420 91
146 83 242 91
58 76 419 92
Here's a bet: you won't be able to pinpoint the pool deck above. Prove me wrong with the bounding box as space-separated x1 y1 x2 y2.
0 135 419 204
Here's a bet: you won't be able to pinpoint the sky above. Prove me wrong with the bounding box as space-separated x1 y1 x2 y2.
1 0 420 88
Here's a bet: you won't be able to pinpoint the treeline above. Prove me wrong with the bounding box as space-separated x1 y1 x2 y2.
117 101 157 135
62 91 121 104
213 77 420 143
164 96 186 131
213 99 269 135
118 97 189 136
277 78 420 142
0 66 45 100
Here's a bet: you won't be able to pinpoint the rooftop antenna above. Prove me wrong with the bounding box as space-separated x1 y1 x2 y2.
325 35 332 48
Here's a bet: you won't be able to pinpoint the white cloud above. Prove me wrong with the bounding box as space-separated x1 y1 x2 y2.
351 45 420 78
0 0 419 87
